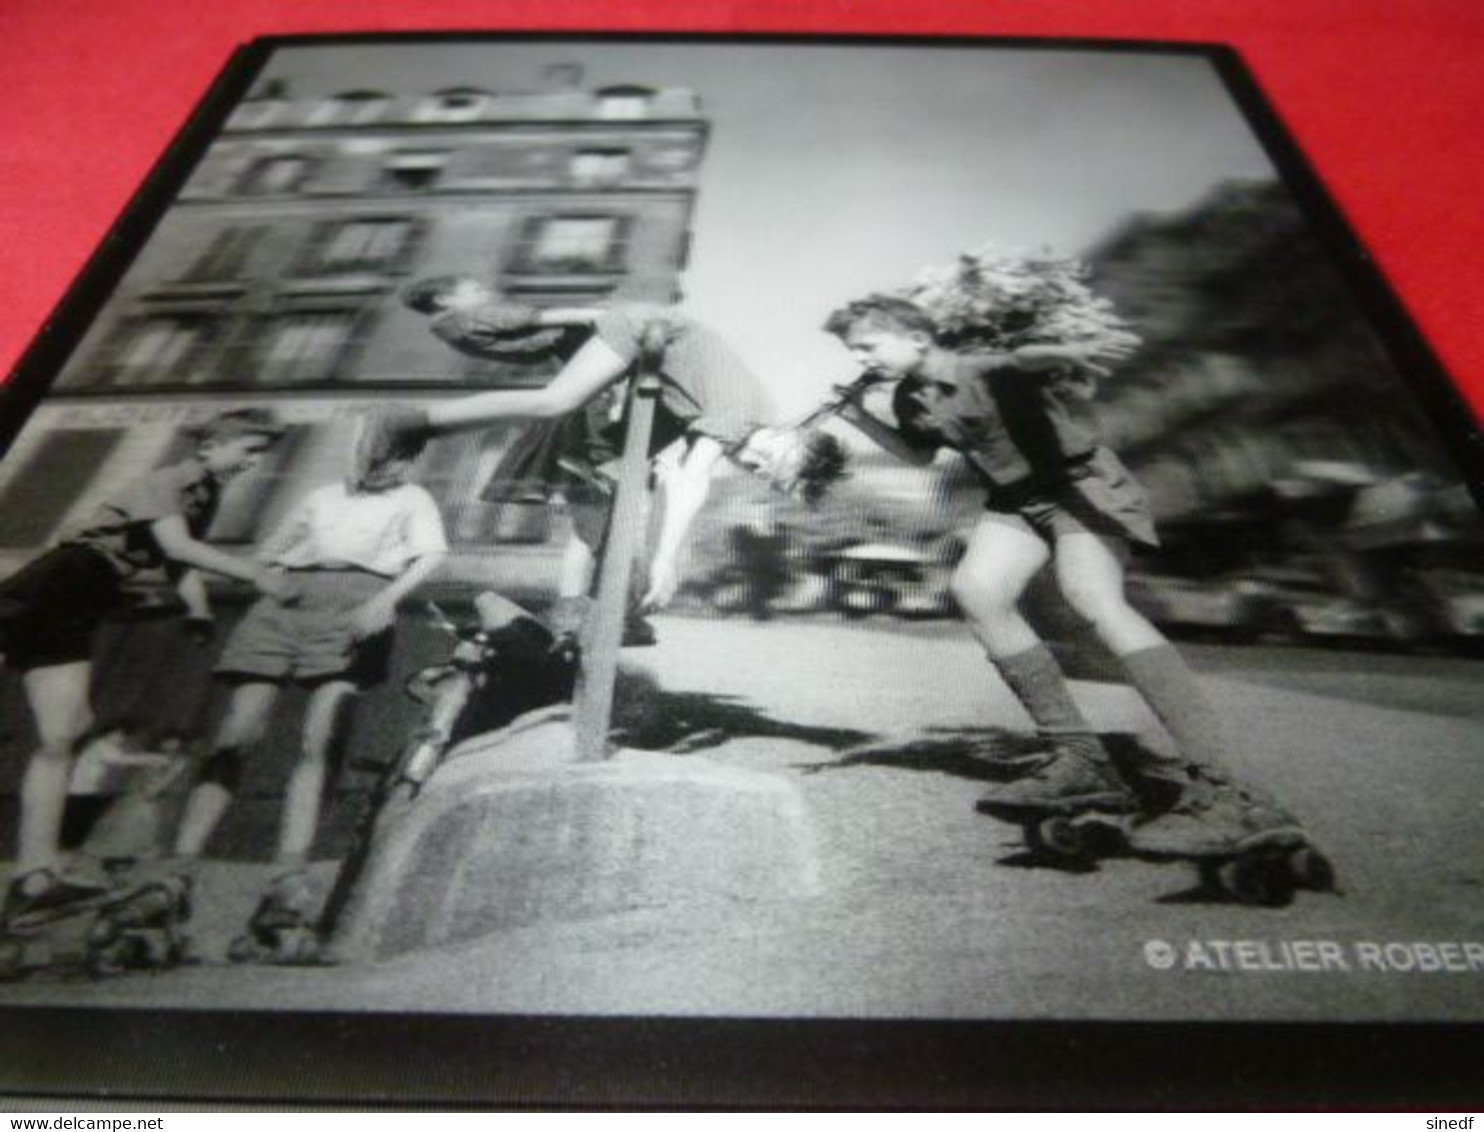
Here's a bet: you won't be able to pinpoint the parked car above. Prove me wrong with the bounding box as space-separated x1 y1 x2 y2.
1240 566 1430 647
1411 568 1484 647
1124 572 1271 641
824 542 954 619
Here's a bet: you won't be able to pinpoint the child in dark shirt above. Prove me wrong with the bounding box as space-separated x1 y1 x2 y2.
393 278 847 631
0 409 292 922
824 295 1298 852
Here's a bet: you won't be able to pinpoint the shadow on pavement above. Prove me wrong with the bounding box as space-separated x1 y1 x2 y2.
611 677 872 754
797 727 1156 781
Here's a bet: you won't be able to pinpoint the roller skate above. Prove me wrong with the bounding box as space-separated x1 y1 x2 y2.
973 739 1141 867
0 866 189 981
1124 762 1338 907
82 873 192 977
227 871 325 965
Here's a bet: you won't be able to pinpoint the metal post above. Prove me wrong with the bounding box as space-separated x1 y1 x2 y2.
572 322 667 762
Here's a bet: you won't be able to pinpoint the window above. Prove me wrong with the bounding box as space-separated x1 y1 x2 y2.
183 225 266 283
414 88 492 124
507 213 633 277
91 315 219 388
570 148 631 186
255 309 361 385
236 155 311 196
307 90 390 127
0 430 123 549
378 151 448 193
301 218 416 274
595 85 655 120
229 98 285 130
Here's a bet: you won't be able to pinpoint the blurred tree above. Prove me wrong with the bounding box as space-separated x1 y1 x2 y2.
902 243 1141 364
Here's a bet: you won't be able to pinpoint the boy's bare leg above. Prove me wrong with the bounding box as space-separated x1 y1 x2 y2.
950 518 1049 660
173 682 279 859
16 663 95 878
1051 532 1165 658
1053 531 1227 769
954 519 1131 808
277 680 356 868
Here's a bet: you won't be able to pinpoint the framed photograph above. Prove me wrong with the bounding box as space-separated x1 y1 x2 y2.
1 33 1481 1108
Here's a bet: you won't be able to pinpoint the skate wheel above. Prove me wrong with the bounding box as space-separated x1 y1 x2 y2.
1028 816 1091 862
1079 817 1130 858
1218 854 1295 907
1287 847 1337 894
272 927 323 966
0 938 25 982
86 916 121 950
86 936 142 979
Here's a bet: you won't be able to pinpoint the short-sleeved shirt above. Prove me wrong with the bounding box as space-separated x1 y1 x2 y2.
590 306 776 455
258 481 447 578
60 458 220 582
891 352 1101 487
430 307 579 362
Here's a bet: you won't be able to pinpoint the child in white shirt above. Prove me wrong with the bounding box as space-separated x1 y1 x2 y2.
171 420 447 945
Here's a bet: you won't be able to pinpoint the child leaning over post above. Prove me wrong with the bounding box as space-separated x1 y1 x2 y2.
0 409 293 925
384 279 849 645
821 279 1307 857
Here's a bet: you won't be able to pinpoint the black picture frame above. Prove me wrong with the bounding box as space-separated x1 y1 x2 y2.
1 33 1481 1109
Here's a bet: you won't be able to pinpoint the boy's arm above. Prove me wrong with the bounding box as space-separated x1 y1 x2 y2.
175 568 211 619
529 306 606 328
642 435 727 610
174 569 216 643
425 334 631 432
1009 341 1135 379
150 515 294 599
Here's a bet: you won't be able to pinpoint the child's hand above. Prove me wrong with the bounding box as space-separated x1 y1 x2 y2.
254 568 299 604
348 595 398 638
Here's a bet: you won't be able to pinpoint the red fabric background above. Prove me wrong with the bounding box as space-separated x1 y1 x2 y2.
2 0 1482 419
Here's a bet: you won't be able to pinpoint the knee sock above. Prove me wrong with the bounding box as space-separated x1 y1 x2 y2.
1119 643 1230 771
992 644 1105 759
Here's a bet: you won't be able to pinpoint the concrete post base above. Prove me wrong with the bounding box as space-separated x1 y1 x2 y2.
329 708 821 961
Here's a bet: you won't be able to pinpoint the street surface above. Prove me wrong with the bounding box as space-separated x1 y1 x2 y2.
3 616 1482 1021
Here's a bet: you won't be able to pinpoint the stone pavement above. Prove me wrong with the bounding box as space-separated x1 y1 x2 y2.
2 617 1481 1021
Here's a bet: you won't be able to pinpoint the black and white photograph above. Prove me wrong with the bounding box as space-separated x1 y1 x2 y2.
0 33 1481 1043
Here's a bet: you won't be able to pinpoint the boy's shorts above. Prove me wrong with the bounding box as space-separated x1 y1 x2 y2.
985 447 1160 550
0 544 127 670
216 568 394 689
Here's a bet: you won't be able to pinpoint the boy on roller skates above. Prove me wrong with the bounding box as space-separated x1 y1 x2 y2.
822 292 1316 866
1 410 292 929
168 418 447 961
